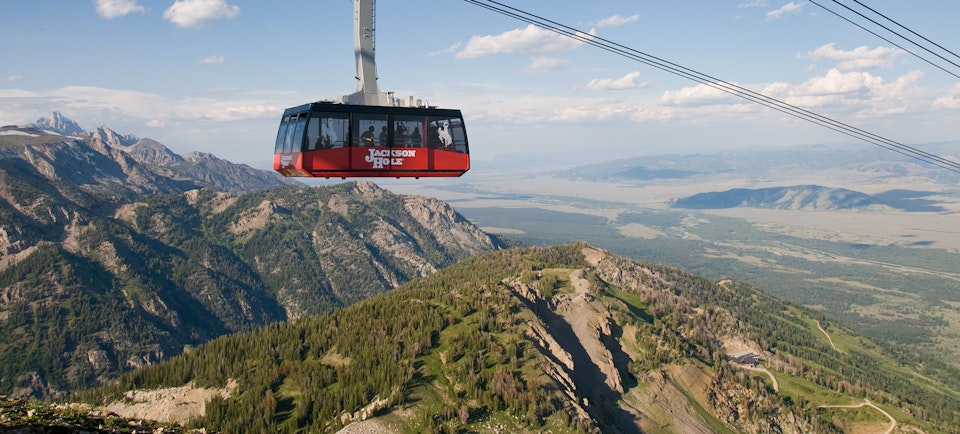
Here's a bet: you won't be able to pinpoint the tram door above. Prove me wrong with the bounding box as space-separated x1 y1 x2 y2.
393 115 430 172
351 113 431 173
300 112 349 172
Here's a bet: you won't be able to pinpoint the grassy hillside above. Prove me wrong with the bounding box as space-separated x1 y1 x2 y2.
77 244 960 433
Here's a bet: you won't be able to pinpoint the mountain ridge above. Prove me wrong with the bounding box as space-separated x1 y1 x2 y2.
0 113 505 399
79 243 960 433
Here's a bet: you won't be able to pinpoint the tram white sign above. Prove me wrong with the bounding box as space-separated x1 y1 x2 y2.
365 148 417 169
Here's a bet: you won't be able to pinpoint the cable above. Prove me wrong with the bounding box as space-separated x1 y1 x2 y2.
808 0 960 80
463 0 960 174
466 0 960 171
850 0 960 64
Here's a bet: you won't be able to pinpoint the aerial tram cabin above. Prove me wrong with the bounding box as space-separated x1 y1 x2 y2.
273 0 470 179
274 102 469 178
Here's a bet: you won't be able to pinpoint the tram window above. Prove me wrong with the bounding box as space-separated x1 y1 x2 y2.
319 114 349 148
427 116 466 153
309 113 349 149
274 118 289 153
306 117 320 151
394 115 425 148
284 116 307 153
353 114 388 147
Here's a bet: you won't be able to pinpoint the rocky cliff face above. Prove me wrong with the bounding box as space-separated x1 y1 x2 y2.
502 245 816 433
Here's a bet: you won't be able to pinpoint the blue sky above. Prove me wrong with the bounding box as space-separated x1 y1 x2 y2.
1 0 958 172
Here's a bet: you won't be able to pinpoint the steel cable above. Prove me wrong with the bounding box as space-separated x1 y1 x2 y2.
809 0 960 80
464 0 960 174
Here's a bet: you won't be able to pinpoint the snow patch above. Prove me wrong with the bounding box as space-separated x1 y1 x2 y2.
0 130 38 137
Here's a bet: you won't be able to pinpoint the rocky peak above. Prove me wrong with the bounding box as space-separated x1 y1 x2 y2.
124 138 185 167
349 180 384 197
182 151 217 163
32 111 86 136
92 125 139 148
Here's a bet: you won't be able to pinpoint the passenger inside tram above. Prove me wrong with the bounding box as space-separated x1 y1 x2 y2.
379 126 388 146
361 126 375 146
410 126 422 147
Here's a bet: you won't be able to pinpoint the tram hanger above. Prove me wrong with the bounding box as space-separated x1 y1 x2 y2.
273 0 470 179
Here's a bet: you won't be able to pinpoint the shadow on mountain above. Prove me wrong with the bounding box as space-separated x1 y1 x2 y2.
508 286 642 434
672 186 950 212
874 190 946 212
616 167 701 181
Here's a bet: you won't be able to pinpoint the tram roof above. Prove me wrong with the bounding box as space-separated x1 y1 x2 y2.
282 102 464 117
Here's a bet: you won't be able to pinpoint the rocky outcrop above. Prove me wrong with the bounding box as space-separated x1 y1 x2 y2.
506 249 636 430
91 125 138 150
404 195 497 258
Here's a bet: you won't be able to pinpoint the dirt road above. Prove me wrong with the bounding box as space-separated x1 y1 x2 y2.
736 364 779 393
816 320 840 352
820 400 896 434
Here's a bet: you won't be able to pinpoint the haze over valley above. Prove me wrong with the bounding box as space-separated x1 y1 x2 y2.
385 141 960 362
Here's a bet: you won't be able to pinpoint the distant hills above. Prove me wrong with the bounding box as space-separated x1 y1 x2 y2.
671 185 949 212
672 185 885 211
561 144 960 185
0 113 504 399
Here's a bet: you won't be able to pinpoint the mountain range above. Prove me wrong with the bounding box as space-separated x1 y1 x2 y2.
2 113 959 433
0 113 503 399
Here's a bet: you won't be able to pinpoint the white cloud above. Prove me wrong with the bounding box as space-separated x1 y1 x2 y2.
933 83 960 109
799 69 881 97
3 75 22 83
760 68 927 118
427 43 461 57
163 0 239 29
660 83 737 106
522 57 569 74
0 85 281 130
597 15 639 28
800 43 903 71
456 24 594 59
0 84 295 167
202 55 226 64
583 71 645 91
738 1 768 8
94 0 145 19
766 2 803 19
461 93 655 125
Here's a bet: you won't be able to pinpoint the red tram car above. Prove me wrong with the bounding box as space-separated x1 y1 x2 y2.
274 102 469 178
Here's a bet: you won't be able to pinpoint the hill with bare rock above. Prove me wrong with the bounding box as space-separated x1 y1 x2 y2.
0 114 505 399
78 244 960 433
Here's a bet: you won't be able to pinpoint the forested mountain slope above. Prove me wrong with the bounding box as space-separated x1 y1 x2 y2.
0 120 504 399
84 244 960 433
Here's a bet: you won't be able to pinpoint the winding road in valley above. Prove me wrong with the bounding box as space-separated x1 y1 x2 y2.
820 400 897 434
